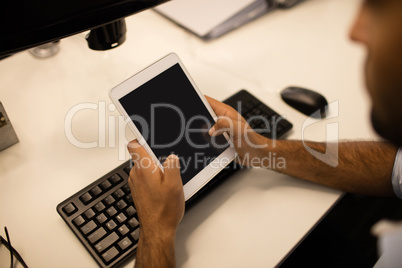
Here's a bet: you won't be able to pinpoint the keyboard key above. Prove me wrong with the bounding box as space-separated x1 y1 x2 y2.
122 184 131 194
254 117 264 124
245 112 253 119
94 201 106 212
243 101 254 110
252 108 262 115
126 206 136 217
118 237 132 251
113 189 125 199
87 227 107 244
100 179 112 190
95 232 119 253
128 218 139 229
96 213 108 224
262 113 273 122
258 104 276 117
279 119 289 127
73 215 85 226
106 206 117 217
250 99 259 106
84 208 96 220
106 220 117 231
62 202 77 216
131 228 140 241
104 195 115 206
81 220 97 235
109 174 122 185
116 213 127 224
275 124 284 134
80 192 93 205
124 166 132 175
102 246 119 263
116 200 127 210
124 195 133 204
118 225 130 236
249 121 257 129
90 186 102 196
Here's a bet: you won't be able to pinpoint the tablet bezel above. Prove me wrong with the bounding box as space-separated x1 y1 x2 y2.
109 53 236 200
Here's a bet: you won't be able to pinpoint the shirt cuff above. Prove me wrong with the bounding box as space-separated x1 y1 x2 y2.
392 147 402 199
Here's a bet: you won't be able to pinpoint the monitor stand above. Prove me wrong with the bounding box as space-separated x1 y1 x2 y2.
0 102 19 151
28 40 60 58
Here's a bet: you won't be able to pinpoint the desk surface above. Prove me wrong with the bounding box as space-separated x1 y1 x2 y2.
0 0 378 267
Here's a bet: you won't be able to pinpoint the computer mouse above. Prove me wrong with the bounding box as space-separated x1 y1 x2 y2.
280 87 328 118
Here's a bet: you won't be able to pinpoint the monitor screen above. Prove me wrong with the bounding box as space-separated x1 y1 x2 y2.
0 0 168 57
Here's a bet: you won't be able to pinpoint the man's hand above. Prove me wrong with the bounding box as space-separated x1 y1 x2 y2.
206 96 397 196
206 95 271 167
127 140 185 268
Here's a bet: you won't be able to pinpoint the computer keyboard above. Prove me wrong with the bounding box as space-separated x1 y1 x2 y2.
57 89 293 268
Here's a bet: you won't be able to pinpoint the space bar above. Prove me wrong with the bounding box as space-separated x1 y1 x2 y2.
95 232 119 253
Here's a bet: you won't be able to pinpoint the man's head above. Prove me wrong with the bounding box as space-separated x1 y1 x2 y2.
350 0 402 146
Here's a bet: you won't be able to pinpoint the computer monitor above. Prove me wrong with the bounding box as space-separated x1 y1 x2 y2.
0 0 169 57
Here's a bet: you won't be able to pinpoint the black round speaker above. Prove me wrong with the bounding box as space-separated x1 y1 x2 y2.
86 19 127 51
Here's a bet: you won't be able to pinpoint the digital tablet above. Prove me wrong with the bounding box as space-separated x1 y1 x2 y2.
109 53 236 200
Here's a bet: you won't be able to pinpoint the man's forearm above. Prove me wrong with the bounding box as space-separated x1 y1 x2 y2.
135 232 176 268
269 140 398 196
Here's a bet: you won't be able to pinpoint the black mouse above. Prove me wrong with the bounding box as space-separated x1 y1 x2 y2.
281 87 328 118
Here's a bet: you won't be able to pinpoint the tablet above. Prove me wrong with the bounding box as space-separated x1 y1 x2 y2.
109 53 236 200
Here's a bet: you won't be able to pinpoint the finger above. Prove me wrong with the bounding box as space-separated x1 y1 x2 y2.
127 140 159 177
205 95 235 118
163 154 182 185
127 139 150 161
209 116 237 137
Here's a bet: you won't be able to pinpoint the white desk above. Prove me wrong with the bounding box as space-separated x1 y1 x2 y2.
0 0 378 267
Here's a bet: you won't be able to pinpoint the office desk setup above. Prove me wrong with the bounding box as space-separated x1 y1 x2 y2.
0 0 379 267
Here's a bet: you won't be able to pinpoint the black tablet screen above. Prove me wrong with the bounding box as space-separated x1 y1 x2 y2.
119 63 229 184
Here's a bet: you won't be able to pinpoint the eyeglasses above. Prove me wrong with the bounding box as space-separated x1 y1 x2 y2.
0 227 28 268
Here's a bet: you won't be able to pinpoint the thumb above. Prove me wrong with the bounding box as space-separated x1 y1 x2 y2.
163 154 182 183
209 117 235 137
